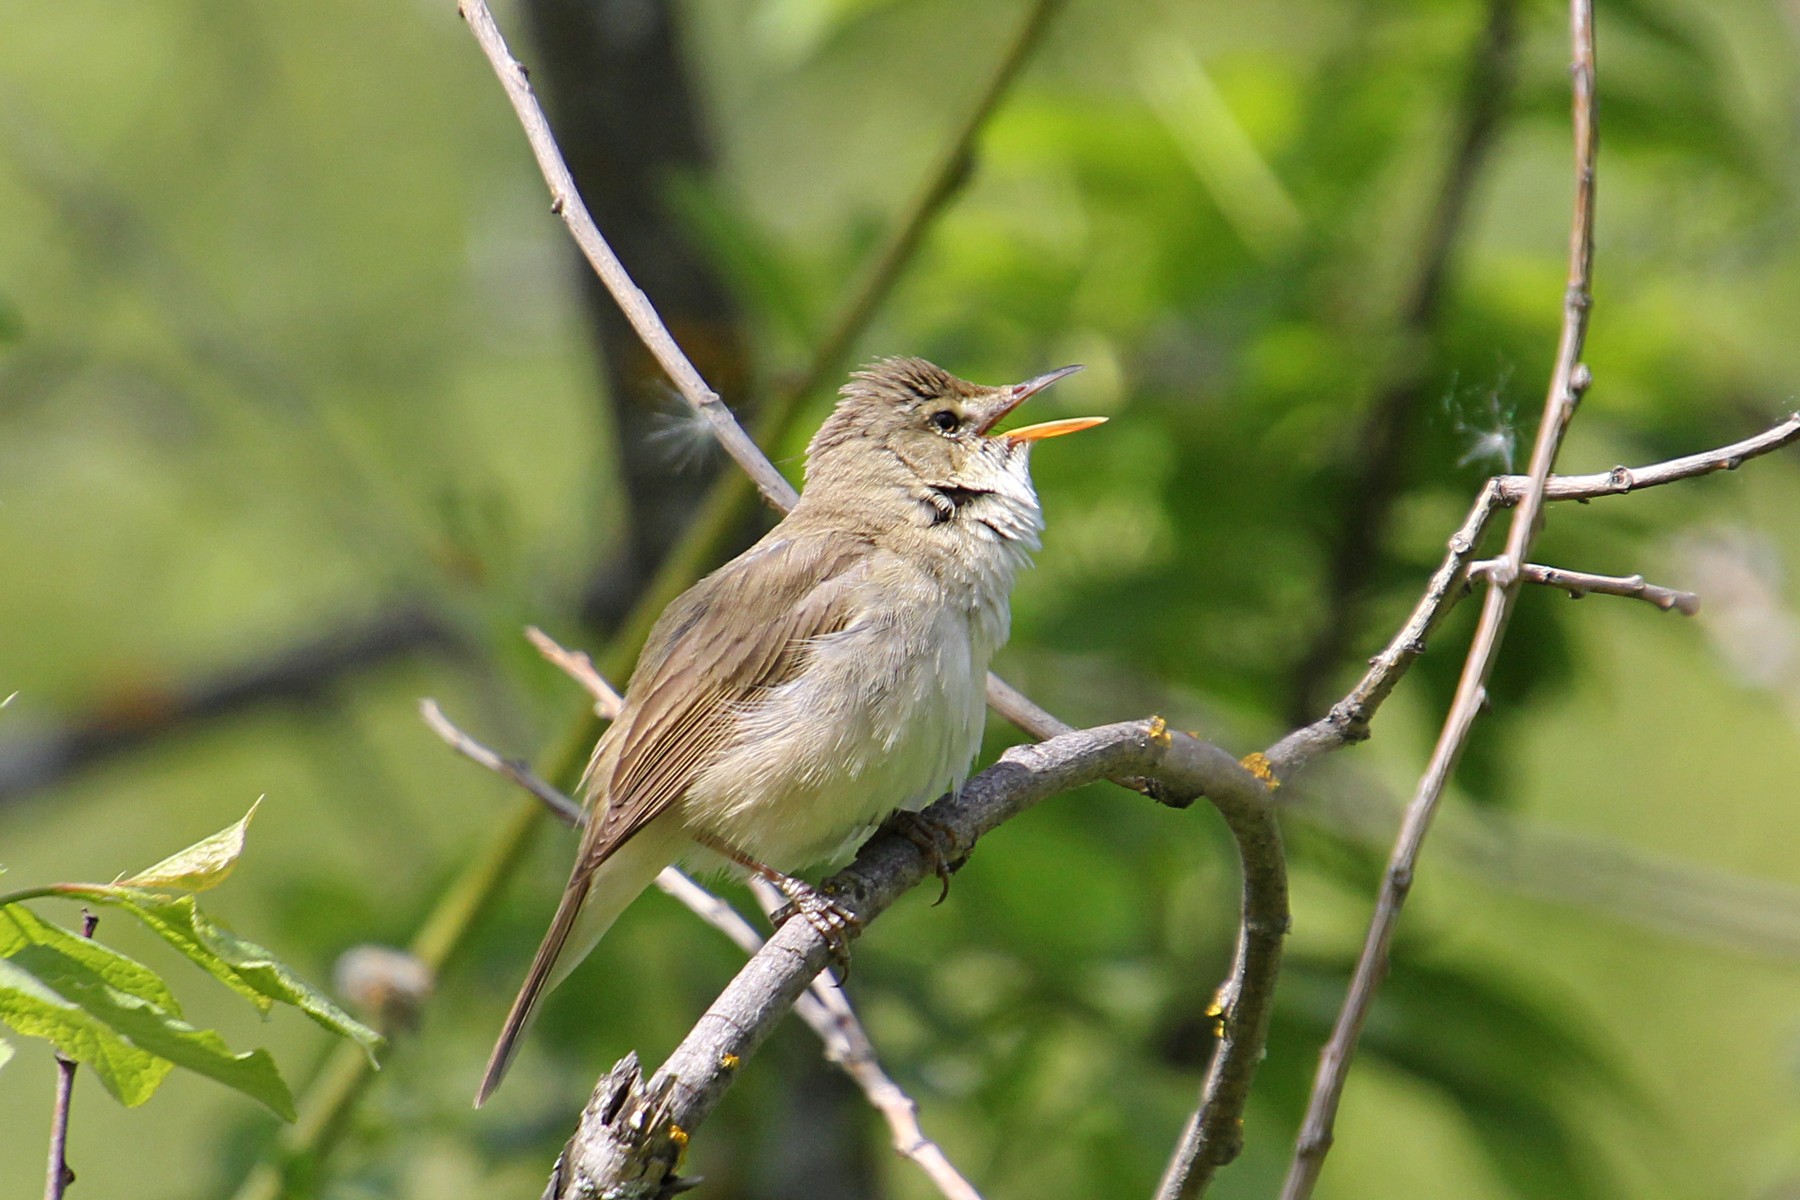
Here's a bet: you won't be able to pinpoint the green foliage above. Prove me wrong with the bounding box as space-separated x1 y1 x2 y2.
0 806 382 1120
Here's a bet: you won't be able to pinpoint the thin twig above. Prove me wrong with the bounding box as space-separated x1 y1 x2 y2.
457 0 797 512
525 627 623 718
742 879 985 1200
1266 411 1800 775
420 700 584 827
45 910 98 1200
1474 561 1699 614
424 697 987 1200
1280 6 1598 1196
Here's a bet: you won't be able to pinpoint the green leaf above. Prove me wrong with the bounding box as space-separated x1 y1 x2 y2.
119 798 260 893
9 942 295 1119
0 905 181 1015
0 904 297 1118
0 959 170 1106
60 888 383 1063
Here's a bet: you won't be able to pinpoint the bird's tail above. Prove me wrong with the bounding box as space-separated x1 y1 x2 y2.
474 822 679 1106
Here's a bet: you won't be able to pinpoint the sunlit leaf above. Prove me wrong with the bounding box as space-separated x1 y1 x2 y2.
119 798 261 893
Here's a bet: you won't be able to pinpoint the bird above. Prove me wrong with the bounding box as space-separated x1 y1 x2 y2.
476 356 1103 1105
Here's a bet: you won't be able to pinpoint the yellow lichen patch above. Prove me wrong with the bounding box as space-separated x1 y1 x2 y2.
1239 751 1279 790
719 1053 740 1071
669 1125 690 1147
1146 715 1172 747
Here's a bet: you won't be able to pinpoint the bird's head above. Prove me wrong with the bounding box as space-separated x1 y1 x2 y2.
804 357 1101 505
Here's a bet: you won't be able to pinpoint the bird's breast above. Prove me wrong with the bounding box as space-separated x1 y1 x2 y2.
680 561 1003 871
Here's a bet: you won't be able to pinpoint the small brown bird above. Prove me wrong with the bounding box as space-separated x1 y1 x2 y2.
477 357 1102 1104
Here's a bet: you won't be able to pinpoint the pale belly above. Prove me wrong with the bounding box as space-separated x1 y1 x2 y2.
677 594 994 872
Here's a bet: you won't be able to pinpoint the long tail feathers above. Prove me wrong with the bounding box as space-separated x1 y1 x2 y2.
475 823 680 1106
476 872 591 1107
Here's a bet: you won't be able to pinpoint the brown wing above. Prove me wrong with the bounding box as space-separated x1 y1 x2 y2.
580 530 872 866
475 531 872 1105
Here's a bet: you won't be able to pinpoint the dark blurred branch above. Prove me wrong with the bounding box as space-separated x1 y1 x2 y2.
1281 5 1598 1195
0 605 458 807
513 0 757 630
1287 0 1522 725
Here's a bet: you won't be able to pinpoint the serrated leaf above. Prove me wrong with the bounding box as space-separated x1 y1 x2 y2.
59 887 383 1063
120 799 260 893
0 959 170 1106
10 941 295 1119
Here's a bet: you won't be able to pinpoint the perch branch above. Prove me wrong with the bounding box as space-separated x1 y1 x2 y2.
423 697 986 1200
551 722 1284 1199
1280 6 1598 1196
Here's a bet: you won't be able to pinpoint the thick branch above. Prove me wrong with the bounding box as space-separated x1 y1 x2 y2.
553 722 1286 1198
1281 7 1598 1196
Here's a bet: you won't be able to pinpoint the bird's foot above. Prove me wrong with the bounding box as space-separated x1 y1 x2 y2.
880 810 961 905
768 878 862 975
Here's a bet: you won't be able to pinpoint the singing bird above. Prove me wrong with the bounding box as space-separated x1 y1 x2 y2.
477 357 1102 1104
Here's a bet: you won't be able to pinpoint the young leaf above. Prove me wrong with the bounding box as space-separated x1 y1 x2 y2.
0 959 170 1106
120 798 261 893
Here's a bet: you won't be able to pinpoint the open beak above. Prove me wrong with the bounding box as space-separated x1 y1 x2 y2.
973 364 1107 444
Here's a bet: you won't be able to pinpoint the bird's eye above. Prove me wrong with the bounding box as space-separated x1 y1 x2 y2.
929 409 961 434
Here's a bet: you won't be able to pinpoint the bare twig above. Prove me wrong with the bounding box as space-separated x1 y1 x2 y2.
1505 411 1800 500
420 699 584 826
525 626 624 719
552 722 1283 1199
1474 561 1699 614
457 0 797 512
1267 411 1800 775
45 910 98 1200
1280 6 1599 1196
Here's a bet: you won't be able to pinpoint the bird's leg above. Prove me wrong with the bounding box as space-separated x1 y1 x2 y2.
878 810 961 906
690 832 861 971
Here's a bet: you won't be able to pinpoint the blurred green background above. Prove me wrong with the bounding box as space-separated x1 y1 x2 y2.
5 0 1800 1196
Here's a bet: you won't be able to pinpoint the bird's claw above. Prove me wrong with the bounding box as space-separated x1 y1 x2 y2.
769 880 862 975
882 810 960 905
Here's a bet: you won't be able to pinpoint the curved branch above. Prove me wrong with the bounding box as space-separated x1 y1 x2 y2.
550 722 1287 1198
